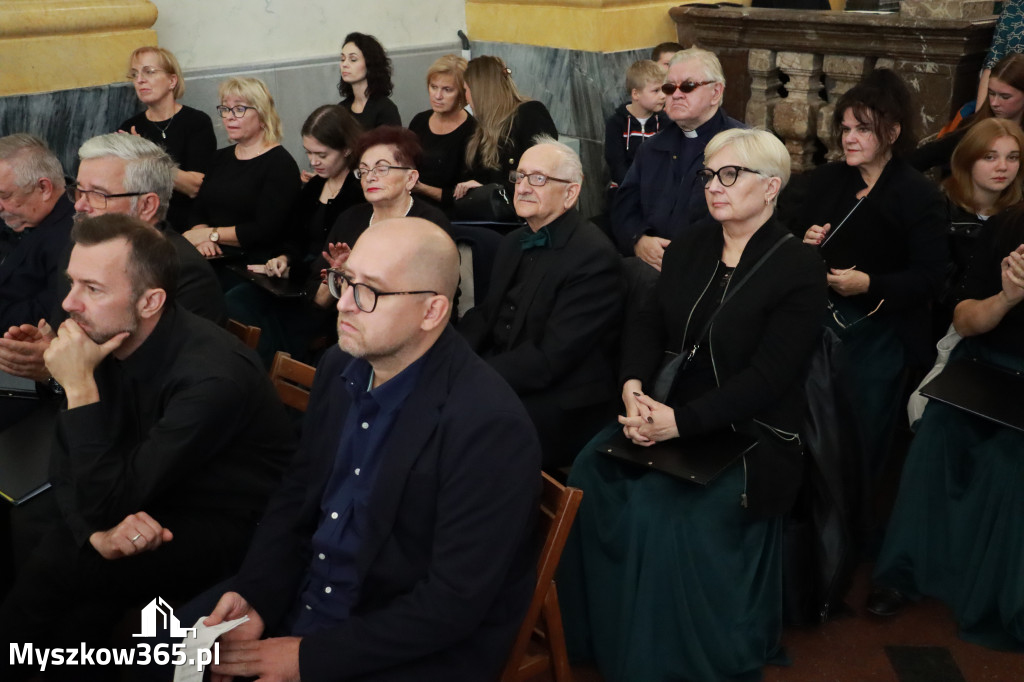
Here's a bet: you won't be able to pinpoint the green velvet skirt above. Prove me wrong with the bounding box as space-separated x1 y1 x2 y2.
873 338 1024 651
558 425 785 682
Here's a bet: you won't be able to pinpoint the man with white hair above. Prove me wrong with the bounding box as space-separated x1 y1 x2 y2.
459 138 623 467
0 134 73 332
0 133 225 385
612 46 743 271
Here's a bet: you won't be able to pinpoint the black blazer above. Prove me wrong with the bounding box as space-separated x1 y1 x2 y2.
231 328 541 682
0 195 73 330
622 217 827 514
458 209 624 411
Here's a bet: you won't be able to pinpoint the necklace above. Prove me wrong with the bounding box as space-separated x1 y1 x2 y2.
369 194 413 226
150 112 176 140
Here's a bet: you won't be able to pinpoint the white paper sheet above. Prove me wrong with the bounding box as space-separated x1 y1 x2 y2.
172 615 249 682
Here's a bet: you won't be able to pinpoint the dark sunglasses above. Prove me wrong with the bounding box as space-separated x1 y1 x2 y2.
661 80 715 96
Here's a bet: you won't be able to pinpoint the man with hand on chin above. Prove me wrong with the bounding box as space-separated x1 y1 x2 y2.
0 214 293 679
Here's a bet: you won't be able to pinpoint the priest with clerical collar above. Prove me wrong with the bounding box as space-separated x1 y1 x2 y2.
458 138 623 468
611 46 745 272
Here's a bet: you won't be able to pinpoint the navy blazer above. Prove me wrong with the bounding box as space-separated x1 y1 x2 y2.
0 195 73 329
611 108 743 253
231 328 542 682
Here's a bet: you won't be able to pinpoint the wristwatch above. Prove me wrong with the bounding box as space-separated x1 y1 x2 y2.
209 228 220 243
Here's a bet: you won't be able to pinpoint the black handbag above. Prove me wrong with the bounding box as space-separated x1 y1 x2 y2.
452 183 518 223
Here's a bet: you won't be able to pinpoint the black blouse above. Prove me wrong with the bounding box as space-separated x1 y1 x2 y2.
409 110 477 212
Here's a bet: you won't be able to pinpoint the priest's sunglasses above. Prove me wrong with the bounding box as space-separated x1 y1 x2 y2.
661 80 715 96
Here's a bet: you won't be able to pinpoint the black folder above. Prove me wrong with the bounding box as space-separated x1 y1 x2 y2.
0 401 57 505
919 357 1024 433
226 263 307 298
598 429 758 485
0 369 39 399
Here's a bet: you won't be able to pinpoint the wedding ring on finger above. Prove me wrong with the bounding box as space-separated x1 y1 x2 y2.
130 533 142 544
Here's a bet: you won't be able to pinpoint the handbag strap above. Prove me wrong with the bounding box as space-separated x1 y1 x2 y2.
685 232 794 353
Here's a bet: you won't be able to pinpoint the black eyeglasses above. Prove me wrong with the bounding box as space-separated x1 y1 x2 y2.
508 171 573 187
354 164 414 180
216 105 258 119
696 165 766 188
66 185 148 209
661 80 715 96
126 66 166 81
828 298 884 330
327 269 437 313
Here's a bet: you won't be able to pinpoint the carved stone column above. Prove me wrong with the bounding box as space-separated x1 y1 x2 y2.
773 52 823 173
0 0 158 96
819 55 874 161
746 48 781 129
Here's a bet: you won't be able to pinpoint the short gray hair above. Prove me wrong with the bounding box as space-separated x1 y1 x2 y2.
532 135 583 185
0 134 66 191
78 133 177 222
669 46 726 87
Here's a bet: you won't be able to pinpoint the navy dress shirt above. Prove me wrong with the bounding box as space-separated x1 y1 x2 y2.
289 354 425 635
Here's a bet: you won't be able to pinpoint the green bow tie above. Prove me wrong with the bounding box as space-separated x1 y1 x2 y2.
519 227 551 251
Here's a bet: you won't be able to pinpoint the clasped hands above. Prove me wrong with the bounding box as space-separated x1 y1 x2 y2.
618 380 678 445
0 319 55 382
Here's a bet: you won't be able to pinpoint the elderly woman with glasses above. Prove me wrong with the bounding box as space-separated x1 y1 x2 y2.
307 126 450 317
183 77 301 264
558 128 826 682
793 69 947 486
118 46 216 232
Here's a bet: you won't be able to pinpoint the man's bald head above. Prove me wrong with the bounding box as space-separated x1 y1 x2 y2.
357 217 460 302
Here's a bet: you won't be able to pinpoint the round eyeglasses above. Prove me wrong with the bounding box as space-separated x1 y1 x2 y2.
326 269 438 313
661 80 715 96
354 164 414 180
66 185 148 209
695 165 766 188
508 171 573 187
216 105 258 119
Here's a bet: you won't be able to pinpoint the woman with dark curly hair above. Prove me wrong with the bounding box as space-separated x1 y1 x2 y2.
337 32 401 130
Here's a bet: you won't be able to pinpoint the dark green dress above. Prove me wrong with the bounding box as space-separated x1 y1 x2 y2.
559 426 784 682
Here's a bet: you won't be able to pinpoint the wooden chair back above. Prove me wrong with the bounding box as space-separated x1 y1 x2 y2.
269 351 316 412
226 319 261 350
500 472 583 682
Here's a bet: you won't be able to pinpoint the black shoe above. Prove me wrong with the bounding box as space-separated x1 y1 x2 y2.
865 587 909 617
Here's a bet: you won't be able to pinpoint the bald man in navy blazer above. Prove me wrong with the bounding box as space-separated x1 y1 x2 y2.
194 218 541 682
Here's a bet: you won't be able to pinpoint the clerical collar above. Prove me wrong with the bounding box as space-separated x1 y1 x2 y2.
682 128 699 139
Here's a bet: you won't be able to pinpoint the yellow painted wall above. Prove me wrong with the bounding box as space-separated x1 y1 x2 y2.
466 0 845 53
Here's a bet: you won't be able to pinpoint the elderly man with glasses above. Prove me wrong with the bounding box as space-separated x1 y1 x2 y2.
0 134 73 334
459 138 623 468
611 46 744 272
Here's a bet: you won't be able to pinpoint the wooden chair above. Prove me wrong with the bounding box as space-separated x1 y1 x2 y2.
226 318 261 350
500 472 583 682
269 351 316 412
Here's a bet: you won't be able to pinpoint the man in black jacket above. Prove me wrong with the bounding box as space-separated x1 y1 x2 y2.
459 139 623 467
187 218 541 682
0 214 294 679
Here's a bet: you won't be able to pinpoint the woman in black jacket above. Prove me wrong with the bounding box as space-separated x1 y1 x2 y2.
558 128 826 682
798 69 947 481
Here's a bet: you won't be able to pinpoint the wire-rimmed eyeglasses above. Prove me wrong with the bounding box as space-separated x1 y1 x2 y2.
66 185 148 210
508 171 573 187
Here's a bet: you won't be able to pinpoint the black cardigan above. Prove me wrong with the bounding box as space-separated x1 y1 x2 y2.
465 100 558 191
621 216 827 514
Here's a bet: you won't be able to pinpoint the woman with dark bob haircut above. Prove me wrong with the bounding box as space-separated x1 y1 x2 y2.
794 68 947 496
306 126 450 317
337 32 401 130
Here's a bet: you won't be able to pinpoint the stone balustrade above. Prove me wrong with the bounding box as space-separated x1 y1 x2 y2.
670 4 996 172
